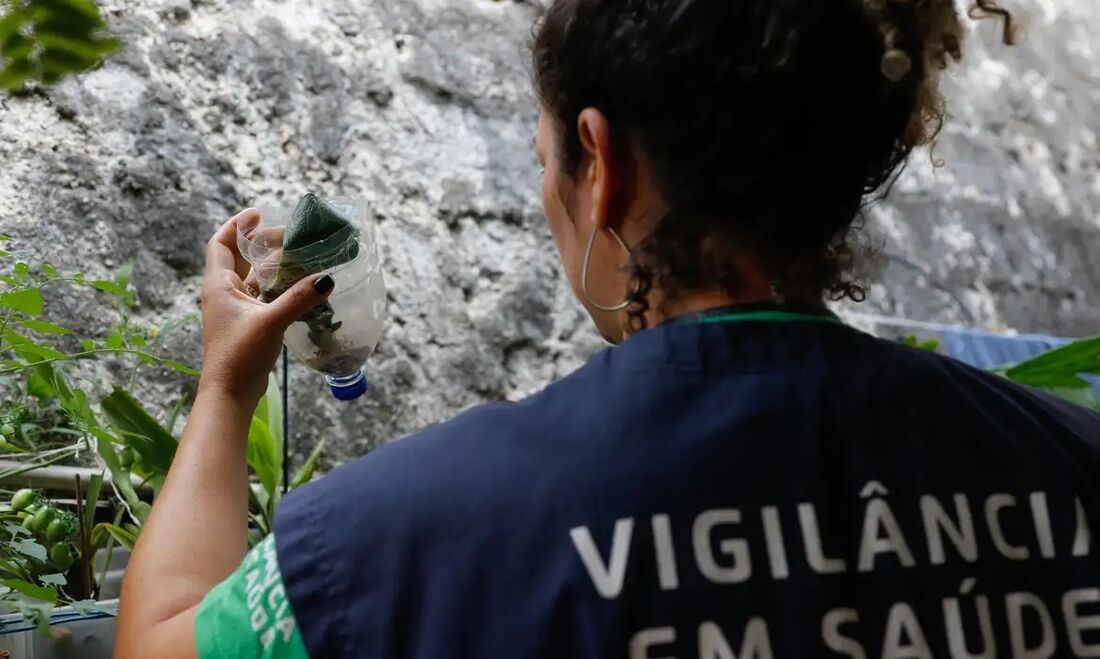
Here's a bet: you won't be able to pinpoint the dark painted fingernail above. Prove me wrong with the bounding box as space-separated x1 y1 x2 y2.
314 275 335 295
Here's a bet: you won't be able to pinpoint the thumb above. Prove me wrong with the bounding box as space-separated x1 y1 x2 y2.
264 274 336 330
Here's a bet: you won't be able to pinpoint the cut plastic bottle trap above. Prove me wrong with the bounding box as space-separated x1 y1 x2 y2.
238 193 386 400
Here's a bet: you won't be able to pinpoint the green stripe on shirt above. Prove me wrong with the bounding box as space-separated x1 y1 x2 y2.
196 534 310 659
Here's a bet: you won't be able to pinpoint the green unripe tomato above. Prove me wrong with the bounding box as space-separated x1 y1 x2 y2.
0 436 8 450
46 518 71 544
0 424 13 436
48 543 74 571
30 507 55 535
21 515 34 531
118 448 135 470
10 489 35 512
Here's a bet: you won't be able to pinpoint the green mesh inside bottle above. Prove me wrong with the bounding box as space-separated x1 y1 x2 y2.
260 193 361 357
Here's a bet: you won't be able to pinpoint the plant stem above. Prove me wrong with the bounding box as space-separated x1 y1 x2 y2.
97 508 124 598
0 348 164 376
0 447 80 480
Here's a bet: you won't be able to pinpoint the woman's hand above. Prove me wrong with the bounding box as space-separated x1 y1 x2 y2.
197 209 335 405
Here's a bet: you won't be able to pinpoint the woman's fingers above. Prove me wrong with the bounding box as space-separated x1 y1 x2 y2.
206 210 257 281
263 274 336 331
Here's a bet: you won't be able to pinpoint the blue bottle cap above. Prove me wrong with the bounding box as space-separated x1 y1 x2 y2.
326 370 368 401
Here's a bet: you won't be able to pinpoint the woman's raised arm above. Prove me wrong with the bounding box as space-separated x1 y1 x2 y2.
114 210 333 659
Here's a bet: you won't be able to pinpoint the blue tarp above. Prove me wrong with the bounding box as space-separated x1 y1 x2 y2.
943 327 1100 396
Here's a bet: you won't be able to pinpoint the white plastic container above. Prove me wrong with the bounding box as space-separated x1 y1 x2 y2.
237 196 386 400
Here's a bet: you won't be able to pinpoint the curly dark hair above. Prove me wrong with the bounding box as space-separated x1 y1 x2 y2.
533 0 1015 329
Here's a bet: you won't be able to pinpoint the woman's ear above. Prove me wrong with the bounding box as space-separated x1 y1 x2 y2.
576 108 616 232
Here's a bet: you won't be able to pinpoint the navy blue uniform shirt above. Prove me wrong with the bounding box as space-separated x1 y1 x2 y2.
275 316 1100 658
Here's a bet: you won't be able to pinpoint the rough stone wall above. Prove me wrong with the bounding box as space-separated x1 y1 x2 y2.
0 0 1096 465
851 0 1100 336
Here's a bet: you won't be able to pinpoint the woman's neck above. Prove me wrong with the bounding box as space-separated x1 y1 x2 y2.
642 286 825 328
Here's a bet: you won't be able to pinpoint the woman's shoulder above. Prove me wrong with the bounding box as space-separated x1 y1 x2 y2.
276 362 606 508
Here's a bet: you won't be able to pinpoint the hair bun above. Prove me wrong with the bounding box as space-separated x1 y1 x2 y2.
881 49 913 81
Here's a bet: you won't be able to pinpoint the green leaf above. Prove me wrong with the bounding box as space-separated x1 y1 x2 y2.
90 428 143 517
18 320 69 335
246 416 280 499
61 386 95 426
12 539 47 562
0 60 34 90
0 288 44 316
16 598 55 637
100 388 177 477
290 439 326 490
1005 337 1100 389
4 578 57 604
167 395 188 434
13 261 29 276
93 35 122 57
258 374 284 447
93 523 136 552
72 273 84 283
35 30 104 60
16 598 56 637
38 573 66 586
0 9 28 44
0 555 23 577
70 599 113 616
25 370 55 400
39 46 100 77
1 33 34 61
1038 387 1100 412
41 263 56 277
91 280 129 296
162 359 200 377
81 339 96 351
3 330 66 362
105 331 123 349
17 344 67 362
130 333 146 347
124 521 142 536
82 471 103 544
3 523 30 536
30 363 74 405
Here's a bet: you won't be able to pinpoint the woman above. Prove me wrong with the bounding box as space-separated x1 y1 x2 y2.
117 1 1100 657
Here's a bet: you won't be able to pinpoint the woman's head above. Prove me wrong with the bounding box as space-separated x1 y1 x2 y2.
533 0 1014 340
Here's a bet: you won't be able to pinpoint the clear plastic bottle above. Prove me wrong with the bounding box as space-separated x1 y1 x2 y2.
237 196 386 400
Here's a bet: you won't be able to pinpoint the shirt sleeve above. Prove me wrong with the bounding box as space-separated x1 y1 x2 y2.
195 534 311 659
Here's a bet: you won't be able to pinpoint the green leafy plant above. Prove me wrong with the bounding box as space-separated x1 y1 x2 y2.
898 333 1100 411
89 373 322 550
247 374 325 543
0 238 325 633
901 335 940 352
995 336 1100 411
0 239 197 630
0 0 120 91
0 484 107 635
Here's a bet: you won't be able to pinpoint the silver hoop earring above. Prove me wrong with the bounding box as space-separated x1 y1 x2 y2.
582 226 632 312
